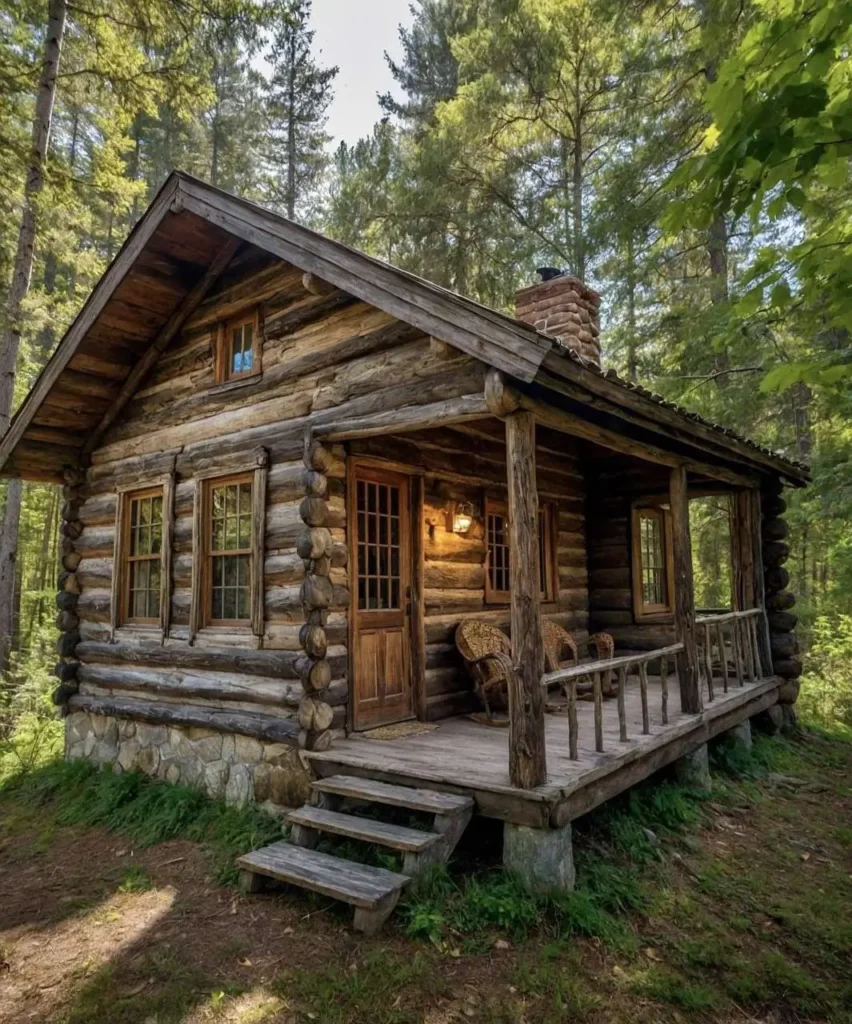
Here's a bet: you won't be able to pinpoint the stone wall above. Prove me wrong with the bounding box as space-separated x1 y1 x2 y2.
65 711 312 813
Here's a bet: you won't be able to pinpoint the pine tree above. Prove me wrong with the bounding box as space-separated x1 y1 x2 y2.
263 0 337 221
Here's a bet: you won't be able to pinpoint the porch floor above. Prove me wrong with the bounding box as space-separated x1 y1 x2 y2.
306 675 782 828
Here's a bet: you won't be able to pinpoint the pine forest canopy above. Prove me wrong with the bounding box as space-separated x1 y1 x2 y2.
0 0 850 728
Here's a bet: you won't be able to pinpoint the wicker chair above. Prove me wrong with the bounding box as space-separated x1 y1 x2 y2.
455 620 516 720
543 618 616 697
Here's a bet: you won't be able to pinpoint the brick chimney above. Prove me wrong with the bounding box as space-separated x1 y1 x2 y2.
515 268 601 365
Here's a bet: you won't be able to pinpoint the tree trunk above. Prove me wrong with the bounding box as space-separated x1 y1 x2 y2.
626 230 637 381
287 33 297 220
572 116 584 282
0 0 67 676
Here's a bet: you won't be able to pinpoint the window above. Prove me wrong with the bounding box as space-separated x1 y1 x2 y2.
631 503 674 619
205 475 253 624
484 498 556 604
215 309 260 383
122 488 163 624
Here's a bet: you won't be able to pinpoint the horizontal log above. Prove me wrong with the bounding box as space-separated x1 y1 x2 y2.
762 518 788 541
772 657 802 680
77 589 112 623
768 611 798 632
764 568 790 593
766 590 796 612
56 590 79 613
762 541 790 567
770 633 798 658
67 693 301 745
423 562 485 590
76 638 346 677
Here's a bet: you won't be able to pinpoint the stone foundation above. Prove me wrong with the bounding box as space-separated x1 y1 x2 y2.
65 711 312 814
503 822 575 893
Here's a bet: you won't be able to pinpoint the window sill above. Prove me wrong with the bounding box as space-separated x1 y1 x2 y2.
193 626 261 649
113 625 164 645
205 374 263 397
633 611 675 625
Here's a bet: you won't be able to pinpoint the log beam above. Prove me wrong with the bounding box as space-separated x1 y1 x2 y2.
505 410 546 789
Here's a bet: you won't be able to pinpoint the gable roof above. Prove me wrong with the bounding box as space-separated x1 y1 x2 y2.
0 171 809 486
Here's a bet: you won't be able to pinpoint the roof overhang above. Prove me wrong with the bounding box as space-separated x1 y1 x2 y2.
0 171 809 488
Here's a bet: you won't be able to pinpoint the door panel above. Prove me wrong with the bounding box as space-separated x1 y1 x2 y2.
350 466 412 730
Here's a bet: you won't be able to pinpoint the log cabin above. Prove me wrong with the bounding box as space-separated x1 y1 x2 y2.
0 173 808 928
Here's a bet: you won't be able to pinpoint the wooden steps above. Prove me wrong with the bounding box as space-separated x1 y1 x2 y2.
236 773 474 933
288 805 442 854
236 842 409 936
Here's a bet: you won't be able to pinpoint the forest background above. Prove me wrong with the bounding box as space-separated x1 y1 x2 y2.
1 0 850 772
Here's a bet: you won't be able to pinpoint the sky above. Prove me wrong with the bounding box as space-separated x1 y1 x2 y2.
306 0 415 149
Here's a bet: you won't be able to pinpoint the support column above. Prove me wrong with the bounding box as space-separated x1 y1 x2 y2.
673 743 711 791
669 467 700 713
296 434 341 752
52 464 84 715
719 719 752 752
503 822 575 893
505 410 546 789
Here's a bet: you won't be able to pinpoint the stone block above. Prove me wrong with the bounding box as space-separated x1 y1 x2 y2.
193 733 224 763
234 734 263 765
66 740 86 761
225 763 254 807
83 730 97 758
204 760 229 800
135 723 168 748
503 822 575 894
780 704 798 736
722 720 752 752
673 743 711 792
135 746 160 776
117 739 141 772
252 762 271 802
752 705 783 736
165 763 181 784
222 734 237 763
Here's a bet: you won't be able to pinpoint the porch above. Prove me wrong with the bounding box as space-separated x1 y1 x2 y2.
307 622 781 828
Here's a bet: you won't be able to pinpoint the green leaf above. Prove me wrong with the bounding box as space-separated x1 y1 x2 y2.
759 363 810 393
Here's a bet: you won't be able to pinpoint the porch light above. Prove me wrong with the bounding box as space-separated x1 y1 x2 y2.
453 501 474 534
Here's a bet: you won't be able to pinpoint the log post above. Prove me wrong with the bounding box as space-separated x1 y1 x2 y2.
505 410 546 789
760 477 800 706
296 431 339 752
52 464 84 714
669 467 701 713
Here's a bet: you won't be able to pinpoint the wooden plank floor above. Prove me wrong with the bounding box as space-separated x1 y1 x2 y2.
307 675 781 827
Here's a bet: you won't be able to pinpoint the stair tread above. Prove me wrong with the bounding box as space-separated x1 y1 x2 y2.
312 774 474 816
289 805 441 852
236 842 409 908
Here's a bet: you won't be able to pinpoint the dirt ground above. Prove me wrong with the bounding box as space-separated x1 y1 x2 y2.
1 727 851 1024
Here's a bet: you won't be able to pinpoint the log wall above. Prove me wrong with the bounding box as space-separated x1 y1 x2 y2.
586 457 676 651
66 246 492 751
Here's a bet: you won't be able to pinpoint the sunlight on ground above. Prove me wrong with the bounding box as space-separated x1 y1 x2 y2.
183 986 287 1023
0 885 176 1023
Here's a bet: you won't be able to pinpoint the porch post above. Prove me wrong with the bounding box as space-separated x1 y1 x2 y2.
505 410 546 789
669 467 701 713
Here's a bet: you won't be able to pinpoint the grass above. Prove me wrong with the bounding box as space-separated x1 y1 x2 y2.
1 721 850 1023
0 757 282 883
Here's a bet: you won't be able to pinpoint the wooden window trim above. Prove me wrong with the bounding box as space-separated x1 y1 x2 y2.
215 307 262 384
189 452 268 641
203 472 254 628
484 496 557 606
631 500 675 621
112 481 173 633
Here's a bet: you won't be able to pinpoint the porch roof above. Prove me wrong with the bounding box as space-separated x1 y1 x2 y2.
0 172 809 486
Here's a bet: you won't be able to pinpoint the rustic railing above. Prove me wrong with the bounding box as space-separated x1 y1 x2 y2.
541 643 684 760
695 608 762 702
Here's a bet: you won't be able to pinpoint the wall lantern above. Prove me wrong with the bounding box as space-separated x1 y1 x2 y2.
452 501 474 534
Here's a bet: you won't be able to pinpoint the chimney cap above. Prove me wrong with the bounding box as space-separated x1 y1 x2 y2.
536 267 564 282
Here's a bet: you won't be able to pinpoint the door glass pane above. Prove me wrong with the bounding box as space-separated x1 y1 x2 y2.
357 478 403 611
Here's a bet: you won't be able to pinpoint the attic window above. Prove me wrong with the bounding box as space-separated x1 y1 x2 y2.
216 309 261 383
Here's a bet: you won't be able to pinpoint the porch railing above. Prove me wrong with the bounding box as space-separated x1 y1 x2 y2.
695 608 762 702
541 643 684 760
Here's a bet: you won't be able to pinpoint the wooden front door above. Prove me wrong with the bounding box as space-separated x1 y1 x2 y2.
349 465 413 730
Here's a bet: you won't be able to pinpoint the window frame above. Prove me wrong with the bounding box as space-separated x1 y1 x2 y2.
188 449 268 642
215 307 262 384
111 477 174 637
202 472 255 628
483 495 557 606
631 500 675 621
